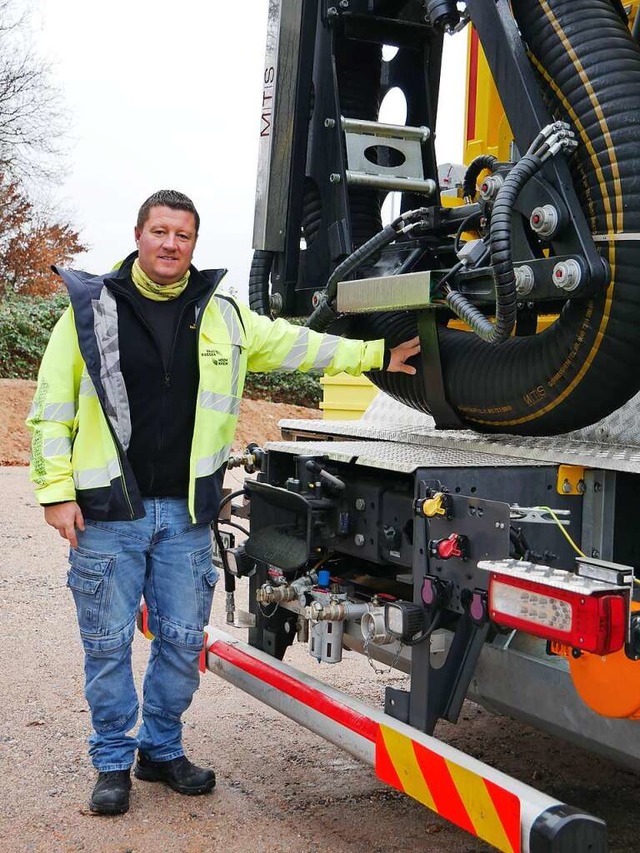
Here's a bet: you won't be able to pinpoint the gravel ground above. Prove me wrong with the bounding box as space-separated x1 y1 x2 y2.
3 464 640 853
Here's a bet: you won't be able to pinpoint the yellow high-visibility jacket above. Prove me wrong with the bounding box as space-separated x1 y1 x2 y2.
27 263 384 523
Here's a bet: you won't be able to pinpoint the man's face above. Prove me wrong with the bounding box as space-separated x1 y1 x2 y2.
135 205 198 285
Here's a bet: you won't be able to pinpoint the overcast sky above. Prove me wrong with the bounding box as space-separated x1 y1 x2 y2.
31 1 464 299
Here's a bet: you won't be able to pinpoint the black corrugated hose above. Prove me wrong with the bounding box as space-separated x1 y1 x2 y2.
358 0 640 435
248 249 274 316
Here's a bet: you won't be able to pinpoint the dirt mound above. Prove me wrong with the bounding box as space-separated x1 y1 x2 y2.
0 378 319 467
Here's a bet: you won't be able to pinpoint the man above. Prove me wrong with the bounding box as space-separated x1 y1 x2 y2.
27 189 420 817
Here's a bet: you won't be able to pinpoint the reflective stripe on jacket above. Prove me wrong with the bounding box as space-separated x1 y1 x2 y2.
27 265 385 523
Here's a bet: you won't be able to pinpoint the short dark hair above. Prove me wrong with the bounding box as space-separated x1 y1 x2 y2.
136 189 200 235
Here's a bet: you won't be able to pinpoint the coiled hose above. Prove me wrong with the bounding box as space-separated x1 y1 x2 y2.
358 0 640 435
462 154 498 199
248 250 273 316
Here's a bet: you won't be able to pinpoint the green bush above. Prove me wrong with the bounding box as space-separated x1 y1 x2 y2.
0 292 323 408
244 370 322 408
0 291 69 379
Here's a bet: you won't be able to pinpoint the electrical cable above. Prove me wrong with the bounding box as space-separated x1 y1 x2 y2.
401 609 443 646
454 210 483 253
536 505 586 557
212 489 247 576
219 519 250 537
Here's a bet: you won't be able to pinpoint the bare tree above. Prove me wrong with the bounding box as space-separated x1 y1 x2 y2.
0 0 65 184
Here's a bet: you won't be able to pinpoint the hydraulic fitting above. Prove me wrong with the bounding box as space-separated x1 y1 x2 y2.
530 205 559 238
553 258 583 292
478 173 504 201
257 572 318 605
515 265 535 297
257 583 297 605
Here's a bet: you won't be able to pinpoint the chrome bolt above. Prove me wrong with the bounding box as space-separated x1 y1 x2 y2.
329 173 341 184
324 117 336 128
354 534 365 547
355 498 366 511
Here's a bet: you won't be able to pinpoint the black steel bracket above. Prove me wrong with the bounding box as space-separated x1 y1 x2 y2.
465 0 609 296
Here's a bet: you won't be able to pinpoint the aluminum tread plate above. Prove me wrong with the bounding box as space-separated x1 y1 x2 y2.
279 395 640 474
264 439 546 472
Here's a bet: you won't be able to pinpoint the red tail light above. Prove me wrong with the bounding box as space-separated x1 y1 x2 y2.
478 559 629 656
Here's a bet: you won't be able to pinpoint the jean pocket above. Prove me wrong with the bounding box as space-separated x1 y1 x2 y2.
67 547 116 638
191 545 218 629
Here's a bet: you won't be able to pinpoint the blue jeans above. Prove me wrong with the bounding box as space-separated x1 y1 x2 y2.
67 498 218 772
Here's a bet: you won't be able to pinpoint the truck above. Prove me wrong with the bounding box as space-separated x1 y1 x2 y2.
192 2 640 850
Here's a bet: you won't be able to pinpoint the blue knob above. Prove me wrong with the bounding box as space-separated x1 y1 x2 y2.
318 569 331 588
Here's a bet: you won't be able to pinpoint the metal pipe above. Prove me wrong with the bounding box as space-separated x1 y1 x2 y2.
341 116 431 143
305 600 370 622
345 171 436 195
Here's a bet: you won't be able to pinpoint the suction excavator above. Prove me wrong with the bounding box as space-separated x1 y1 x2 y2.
161 3 640 850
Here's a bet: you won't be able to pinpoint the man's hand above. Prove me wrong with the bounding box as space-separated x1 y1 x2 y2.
386 336 421 375
44 501 85 550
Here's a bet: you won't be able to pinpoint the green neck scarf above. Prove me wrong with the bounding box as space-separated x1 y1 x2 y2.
131 258 190 301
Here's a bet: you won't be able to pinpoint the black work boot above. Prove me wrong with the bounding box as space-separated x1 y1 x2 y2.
134 753 215 795
89 770 131 815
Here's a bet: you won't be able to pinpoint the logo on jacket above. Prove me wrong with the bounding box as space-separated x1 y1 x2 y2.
202 347 229 366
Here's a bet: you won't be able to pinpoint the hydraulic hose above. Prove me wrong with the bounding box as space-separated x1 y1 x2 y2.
357 0 640 435
248 249 274 316
307 221 402 332
462 154 498 200
445 153 546 343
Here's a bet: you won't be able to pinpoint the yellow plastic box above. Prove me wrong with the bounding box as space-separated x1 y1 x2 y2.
319 373 378 420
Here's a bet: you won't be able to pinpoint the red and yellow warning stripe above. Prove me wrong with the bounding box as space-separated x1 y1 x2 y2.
376 724 520 852
208 635 521 852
